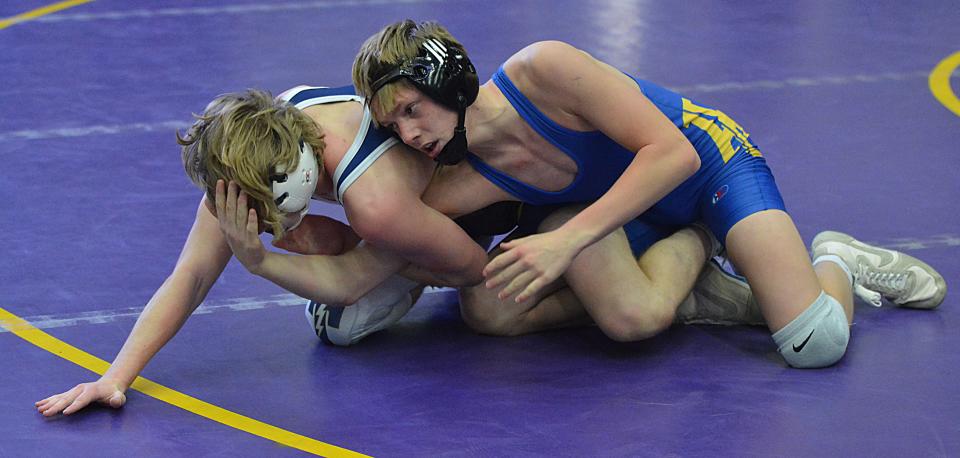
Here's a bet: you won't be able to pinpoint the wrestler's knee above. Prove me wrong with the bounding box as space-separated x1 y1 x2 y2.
772 292 850 368
595 297 676 342
458 286 522 336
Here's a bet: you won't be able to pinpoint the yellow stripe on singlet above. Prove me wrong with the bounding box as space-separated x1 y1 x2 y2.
0 306 369 458
681 99 761 163
0 0 92 30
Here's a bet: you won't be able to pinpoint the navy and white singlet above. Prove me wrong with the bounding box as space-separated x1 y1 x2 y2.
281 86 398 205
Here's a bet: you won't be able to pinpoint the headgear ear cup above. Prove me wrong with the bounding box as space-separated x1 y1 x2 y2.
271 140 318 230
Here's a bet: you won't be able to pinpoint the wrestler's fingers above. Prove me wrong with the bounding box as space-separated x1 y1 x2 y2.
61 388 98 415
41 395 73 416
498 237 523 249
483 249 520 278
498 271 537 301
246 208 258 236
236 190 249 228
214 180 226 219
35 395 57 407
35 393 64 409
485 259 528 289
225 181 239 225
515 277 550 303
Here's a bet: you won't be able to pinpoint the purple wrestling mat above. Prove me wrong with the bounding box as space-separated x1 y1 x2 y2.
2 1 958 456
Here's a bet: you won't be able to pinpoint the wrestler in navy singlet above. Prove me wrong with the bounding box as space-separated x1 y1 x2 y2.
281 86 398 204
472 67 786 255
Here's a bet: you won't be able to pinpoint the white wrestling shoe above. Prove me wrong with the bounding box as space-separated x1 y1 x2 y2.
305 274 419 346
811 230 947 309
675 258 764 326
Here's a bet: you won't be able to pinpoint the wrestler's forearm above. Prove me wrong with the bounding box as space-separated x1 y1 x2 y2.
103 271 209 391
105 200 230 391
254 243 408 304
561 141 698 250
396 263 470 288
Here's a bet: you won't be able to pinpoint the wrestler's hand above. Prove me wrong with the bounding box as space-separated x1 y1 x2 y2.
483 229 582 302
215 180 267 273
35 378 126 416
272 215 360 256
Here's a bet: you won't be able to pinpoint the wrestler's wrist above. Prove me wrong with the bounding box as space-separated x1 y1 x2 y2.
99 373 131 392
243 250 270 276
558 225 599 253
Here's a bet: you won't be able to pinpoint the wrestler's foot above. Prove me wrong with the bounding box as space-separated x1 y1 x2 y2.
811 231 946 309
675 259 763 326
305 275 419 346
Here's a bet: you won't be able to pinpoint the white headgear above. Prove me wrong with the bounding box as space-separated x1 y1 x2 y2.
271 140 318 231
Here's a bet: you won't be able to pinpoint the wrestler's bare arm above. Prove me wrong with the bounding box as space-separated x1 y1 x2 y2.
484 42 701 300
341 144 504 287
36 199 231 416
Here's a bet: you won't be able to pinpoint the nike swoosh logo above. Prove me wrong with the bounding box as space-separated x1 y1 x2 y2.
793 329 815 352
855 250 895 269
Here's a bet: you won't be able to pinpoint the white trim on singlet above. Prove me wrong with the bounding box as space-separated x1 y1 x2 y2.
280 85 362 108
330 105 372 201
282 86 398 205
336 134 399 204
292 93 360 109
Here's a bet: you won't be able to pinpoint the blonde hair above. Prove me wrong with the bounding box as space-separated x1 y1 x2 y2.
178 89 325 239
352 19 465 123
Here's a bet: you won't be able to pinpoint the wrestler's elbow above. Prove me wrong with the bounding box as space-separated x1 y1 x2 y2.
678 138 700 175
320 278 367 305
423 248 486 287
334 290 363 306
299 261 371 305
436 259 485 287
671 138 700 178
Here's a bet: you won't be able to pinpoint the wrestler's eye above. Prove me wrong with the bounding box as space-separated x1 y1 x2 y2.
405 103 416 116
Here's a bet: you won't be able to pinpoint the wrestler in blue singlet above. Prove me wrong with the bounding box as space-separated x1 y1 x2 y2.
478 67 786 255
282 86 399 204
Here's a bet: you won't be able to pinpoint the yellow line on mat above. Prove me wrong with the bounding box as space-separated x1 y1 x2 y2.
0 0 92 30
0 306 369 458
929 51 960 118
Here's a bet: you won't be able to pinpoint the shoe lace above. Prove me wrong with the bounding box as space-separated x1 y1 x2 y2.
854 284 882 307
854 263 908 307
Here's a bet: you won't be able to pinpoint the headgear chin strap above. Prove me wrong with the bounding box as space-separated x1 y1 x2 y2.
271 140 318 230
435 94 468 165
370 38 478 165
